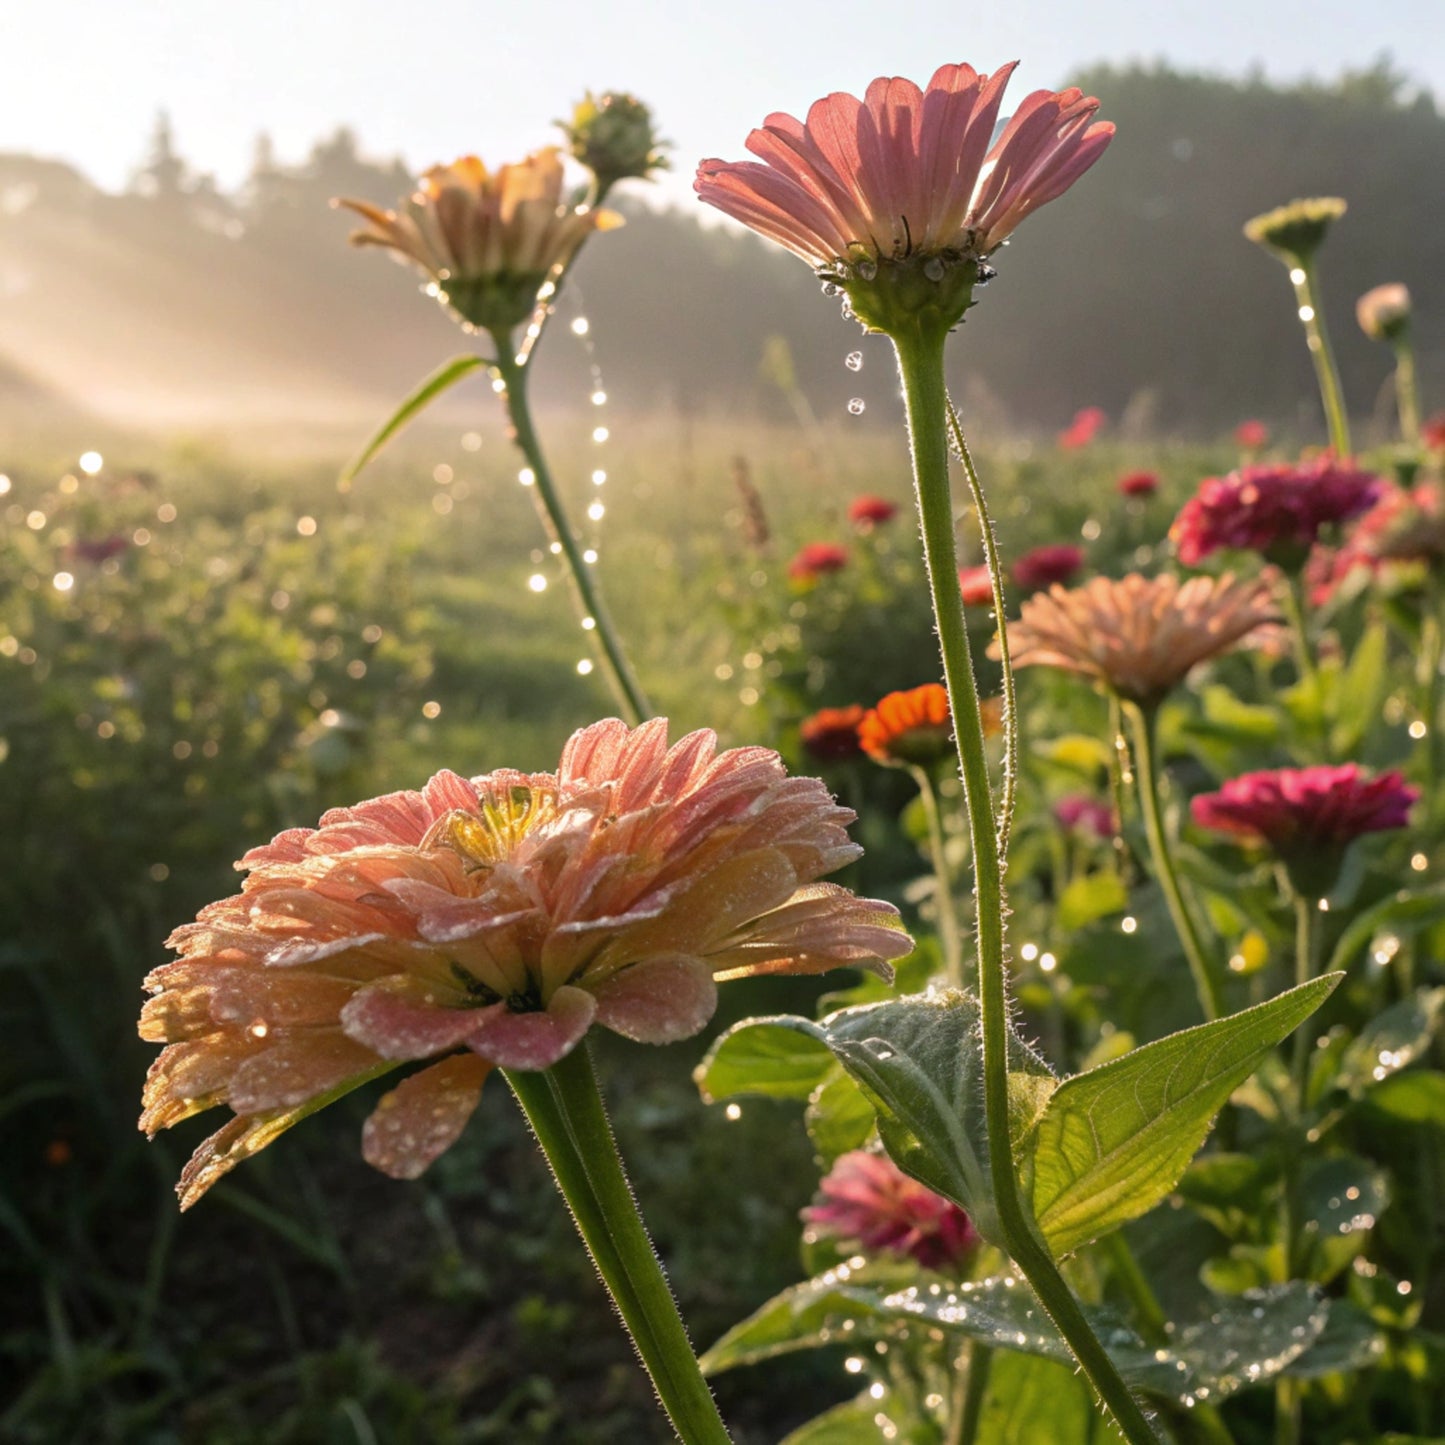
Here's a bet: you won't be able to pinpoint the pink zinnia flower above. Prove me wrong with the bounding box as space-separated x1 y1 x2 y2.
958 564 995 606
694 64 1112 279
803 1149 979 1271
1013 543 1084 592
1170 459 1382 567
1117 470 1159 498
139 719 911 1207
799 705 867 762
789 541 849 582
1055 794 1115 839
1058 406 1106 450
1311 482 1445 602
1191 764 1417 854
848 494 899 529
1234 420 1270 451
1423 414 1445 453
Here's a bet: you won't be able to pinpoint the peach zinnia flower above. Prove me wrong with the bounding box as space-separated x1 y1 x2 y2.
140 719 910 1207
336 149 620 334
859 684 953 767
803 1149 979 1272
1356 283 1411 343
995 571 1280 706
694 64 1112 286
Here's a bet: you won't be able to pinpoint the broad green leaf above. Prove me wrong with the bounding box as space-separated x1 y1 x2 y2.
781 991 1056 1244
1058 872 1128 931
1299 1154 1389 1281
1190 684 1283 743
1324 888 1445 976
1028 976 1340 1254
1336 988 1445 1096
339 354 488 485
780 1398 889 1445
694 1020 834 1103
1176 1153 1269 1239
1331 620 1389 756
1283 1300 1386 1379
805 1067 876 1165
1170 1285 1328 1398
974 1351 1128 1444
1357 1069 1445 1127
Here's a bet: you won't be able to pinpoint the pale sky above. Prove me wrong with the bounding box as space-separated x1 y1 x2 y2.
3 0 1441 206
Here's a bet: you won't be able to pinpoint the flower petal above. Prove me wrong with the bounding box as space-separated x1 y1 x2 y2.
591 955 718 1044
341 984 487 1060
362 1052 492 1179
466 985 596 1070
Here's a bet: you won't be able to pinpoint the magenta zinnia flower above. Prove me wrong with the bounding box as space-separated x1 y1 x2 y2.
803 1149 979 1271
140 719 910 1207
1170 459 1382 567
1055 795 1115 839
695 64 1112 284
1013 543 1084 592
1191 764 1417 854
1234 420 1270 452
1058 406 1106 450
1117 470 1159 498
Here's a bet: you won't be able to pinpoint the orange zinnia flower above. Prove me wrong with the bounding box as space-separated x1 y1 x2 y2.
859 684 954 767
336 149 621 334
139 719 910 1207
996 572 1280 706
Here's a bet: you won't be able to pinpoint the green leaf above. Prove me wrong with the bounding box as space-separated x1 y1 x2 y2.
694 1020 835 1103
1176 1153 1269 1238
1171 1285 1328 1398
1331 620 1389 756
1336 988 1445 1096
1283 1300 1386 1379
805 1067 876 1166
1324 889 1445 976
1027 976 1341 1255
781 992 1056 1244
1189 684 1284 744
339 354 488 485
1299 1154 1390 1281
780 1398 889 1445
1357 1069 1445 1127
973 1351 1128 1444
1057 872 1128 931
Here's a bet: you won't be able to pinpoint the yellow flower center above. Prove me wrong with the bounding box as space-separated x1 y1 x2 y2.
423 785 558 870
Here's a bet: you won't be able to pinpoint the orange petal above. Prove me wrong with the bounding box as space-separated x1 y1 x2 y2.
362 1053 492 1180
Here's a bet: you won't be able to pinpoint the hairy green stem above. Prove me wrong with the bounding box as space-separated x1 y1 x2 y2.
1289 258 1351 457
947 1342 992 1445
945 396 1018 857
504 1047 733 1445
892 320 1161 1445
911 764 966 988
1392 335 1421 443
1125 702 1224 1021
493 348 652 724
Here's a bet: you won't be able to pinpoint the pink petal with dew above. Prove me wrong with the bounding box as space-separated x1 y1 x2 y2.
466 985 597 1070
591 955 719 1044
342 984 489 1060
695 159 848 267
228 1030 384 1113
747 109 870 242
362 1052 492 1180
422 768 482 817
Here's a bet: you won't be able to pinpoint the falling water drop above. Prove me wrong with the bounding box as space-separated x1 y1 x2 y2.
847 398 866 416
845 351 864 371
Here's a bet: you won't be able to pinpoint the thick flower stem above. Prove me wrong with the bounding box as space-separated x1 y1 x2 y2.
1392 336 1421 443
1289 259 1352 458
911 763 965 988
892 321 1161 1445
947 1342 991 1445
493 349 652 724
1126 701 1224 1022
504 1047 733 1445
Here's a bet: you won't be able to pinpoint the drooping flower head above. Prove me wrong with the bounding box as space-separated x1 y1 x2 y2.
1013 543 1084 592
1117 470 1160 499
1243 197 1347 264
803 1149 979 1271
1191 764 1417 893
995 571 1280 707
1234 419 1270 452
958 564 995 607
788 541 850 583
1356 283 1412 344
695 64 1113 334
335 149 621 335
139 719 910 1208
562 91 668 191
800 705 867 762
848 494 900 529
859 684 953 768
1058 406 1106 450
1170 459 1383 569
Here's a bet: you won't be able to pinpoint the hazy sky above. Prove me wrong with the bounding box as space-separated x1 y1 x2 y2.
5 0 1442 206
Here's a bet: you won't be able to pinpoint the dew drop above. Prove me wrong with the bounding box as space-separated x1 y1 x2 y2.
847 398 866 416
845 351 864 372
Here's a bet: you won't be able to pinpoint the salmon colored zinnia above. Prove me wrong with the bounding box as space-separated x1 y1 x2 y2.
139 719 910 1207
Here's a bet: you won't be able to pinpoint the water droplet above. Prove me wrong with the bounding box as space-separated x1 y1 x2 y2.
856 260 878 281
845 351 864 371
847 398 866 416
922 257 944 281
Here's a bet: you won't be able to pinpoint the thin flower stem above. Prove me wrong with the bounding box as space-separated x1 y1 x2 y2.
493 348 652 725
504 1047 733 1445
1393 336 1421 442
911 764 966 988
945 395 1017 857
1279 574 1328 762
947 1342 991 1445
892 320 1161 1445
1289 258 1352 458
1125 701 1224 1022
